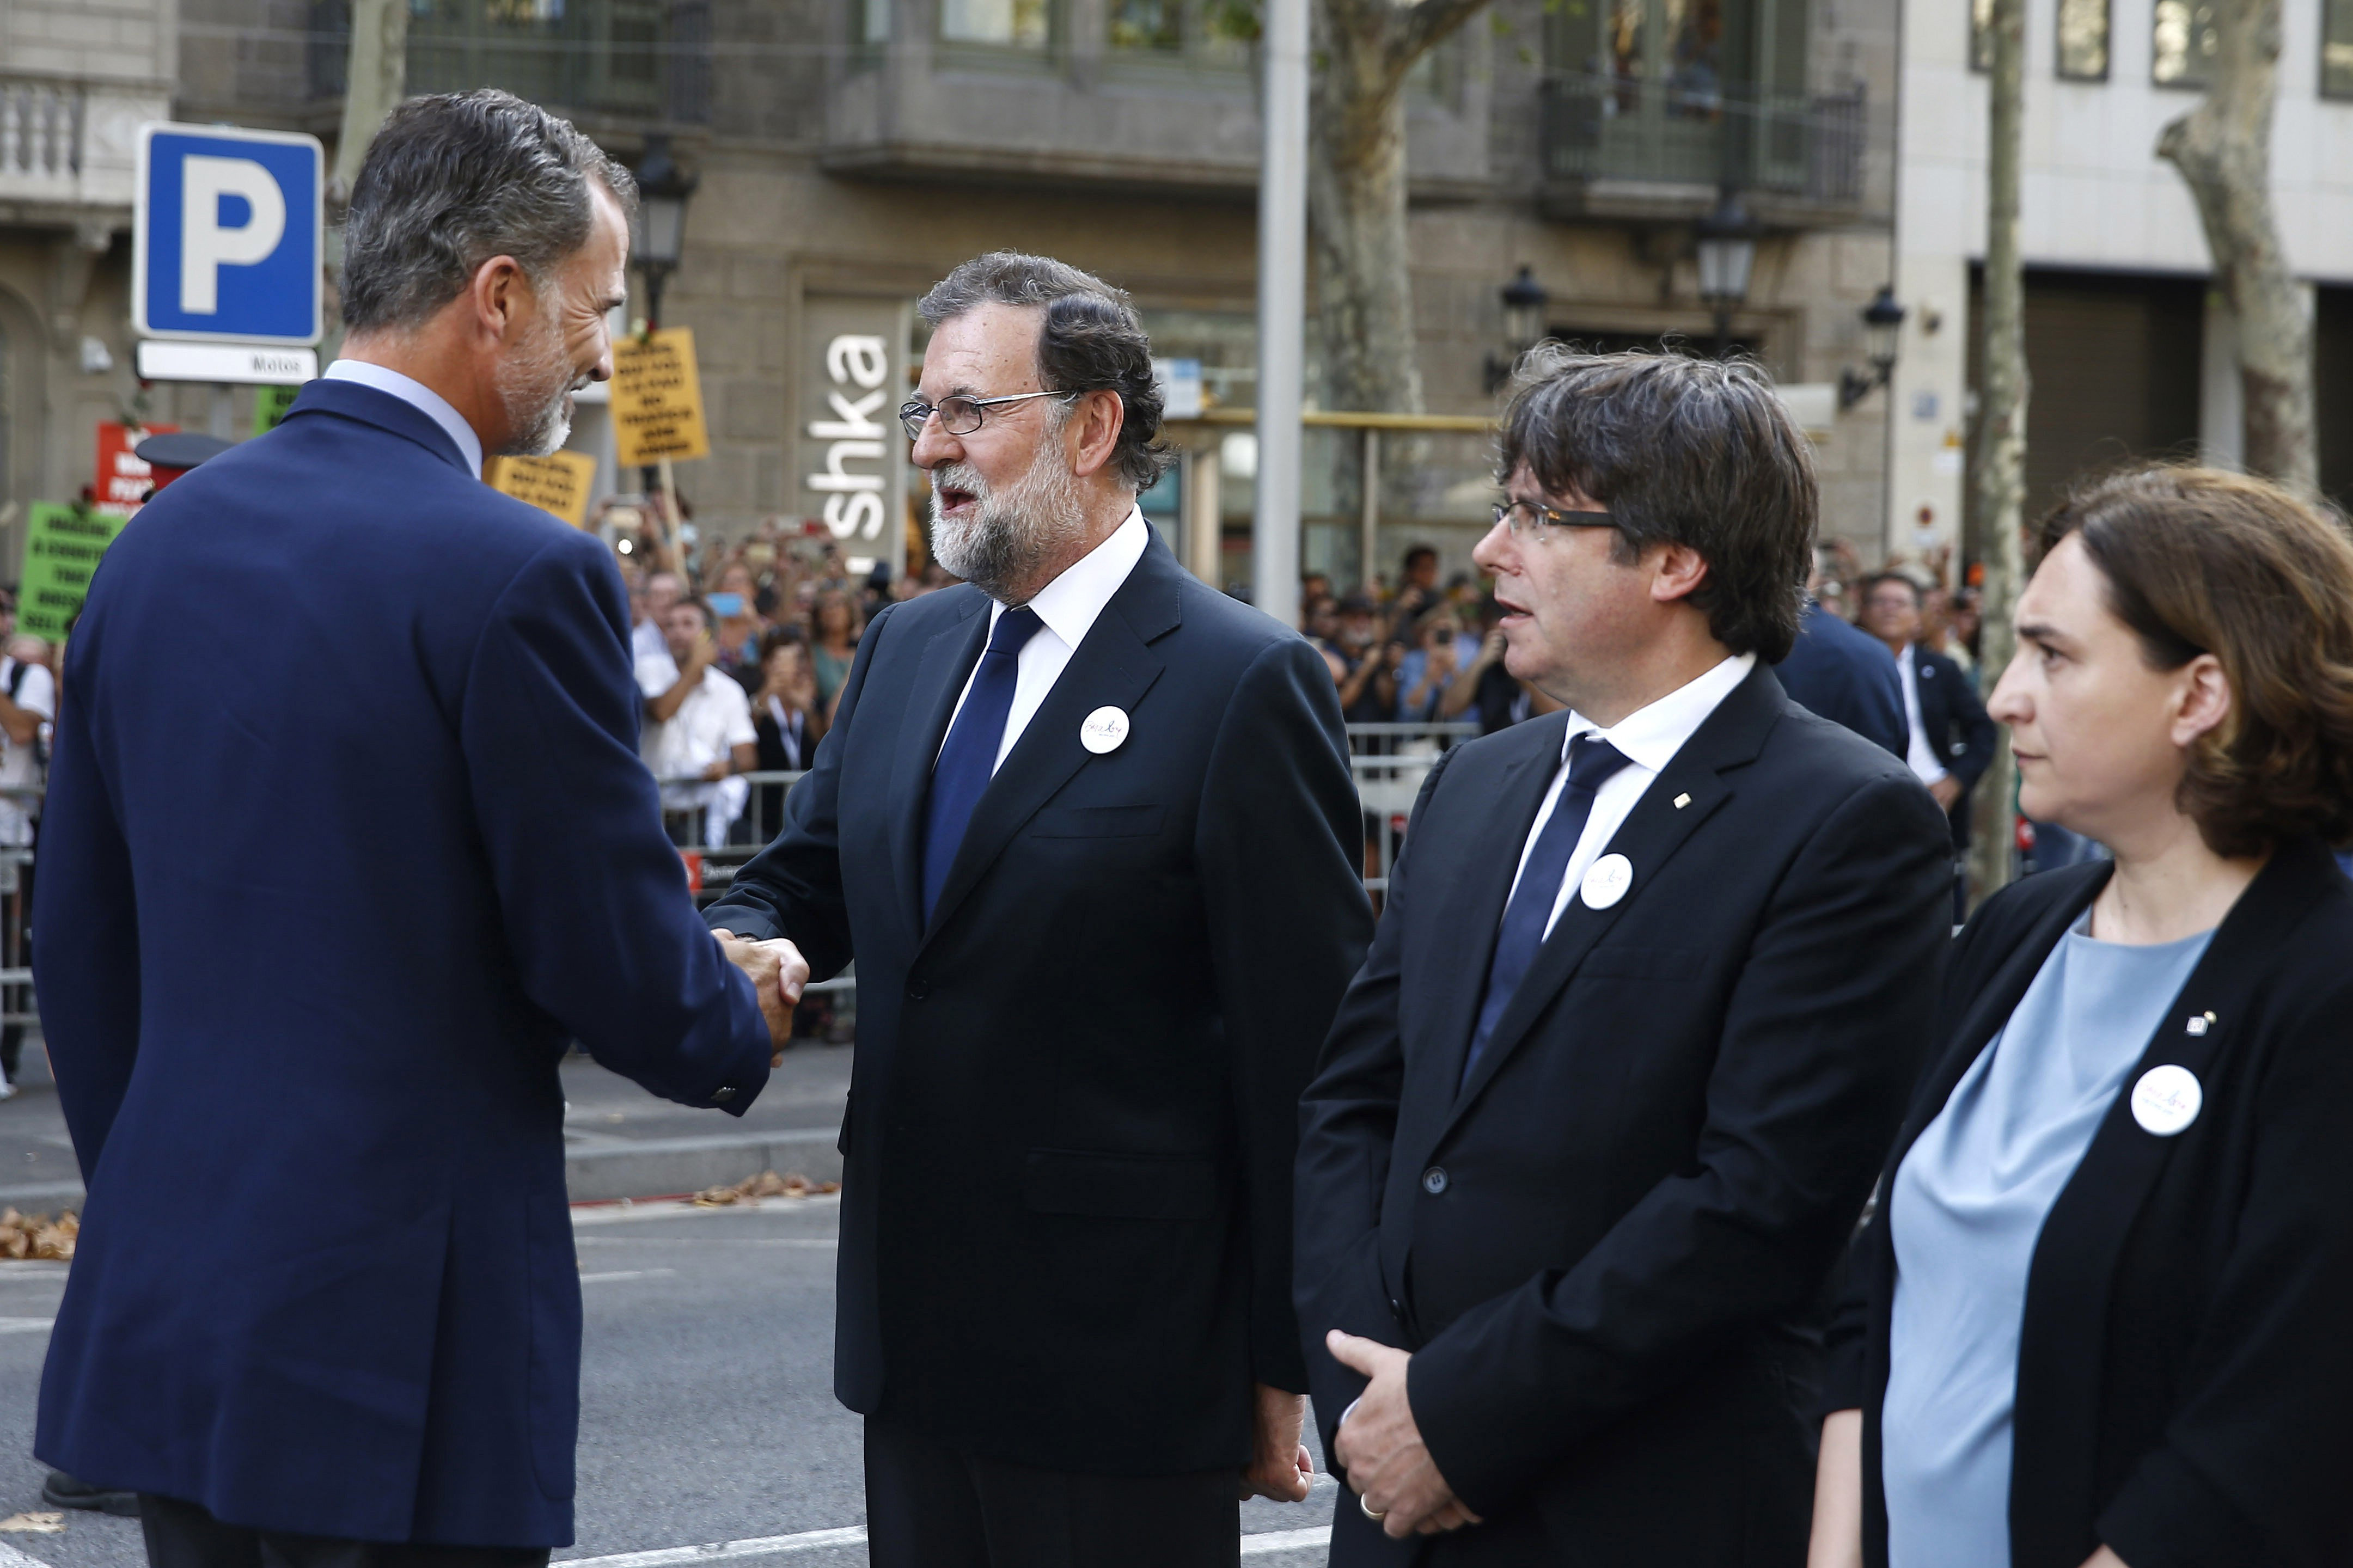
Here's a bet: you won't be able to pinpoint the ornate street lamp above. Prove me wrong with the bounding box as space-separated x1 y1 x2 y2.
1694 187 1758 356
1484 265 1551 393
630 133 699 331
1839 285 1909 409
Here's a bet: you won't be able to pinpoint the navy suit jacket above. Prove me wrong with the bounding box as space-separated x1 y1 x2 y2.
1774 603 1906 758
1295 663 1952 1566
1909 644 1997 847
703 538 1374 1474
33 379 772 1547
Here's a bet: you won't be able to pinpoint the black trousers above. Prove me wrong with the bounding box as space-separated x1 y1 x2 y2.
863 1416 1238 1568
139 1494 551 1568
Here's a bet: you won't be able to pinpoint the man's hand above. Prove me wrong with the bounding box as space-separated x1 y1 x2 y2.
1327 1330 1480 1539
1928 776 1963 811
712 929 809 1061
1238 1384 1315 1503
701 758 731 781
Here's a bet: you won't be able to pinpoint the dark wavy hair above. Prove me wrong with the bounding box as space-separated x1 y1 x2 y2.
2035 464 2353 856
916 252 1170 489
342 90 634 332
1495 346 1815 662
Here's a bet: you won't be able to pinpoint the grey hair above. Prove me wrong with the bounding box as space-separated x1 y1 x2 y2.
918 252 1171 489
341 89 635 333
1496 346 1817 663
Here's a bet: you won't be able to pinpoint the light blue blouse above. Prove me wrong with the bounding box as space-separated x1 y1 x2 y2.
1880 915 2214 1568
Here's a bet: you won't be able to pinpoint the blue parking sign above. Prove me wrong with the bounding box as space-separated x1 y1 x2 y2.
135 123 324 346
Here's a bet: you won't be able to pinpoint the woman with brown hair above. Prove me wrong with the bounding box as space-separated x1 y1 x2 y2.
809 586 863 713
1808 465 2353 1568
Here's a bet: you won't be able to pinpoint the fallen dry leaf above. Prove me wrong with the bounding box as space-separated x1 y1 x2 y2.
0 1210 76 1261
0 1511 65 1533
688 1170 840 1206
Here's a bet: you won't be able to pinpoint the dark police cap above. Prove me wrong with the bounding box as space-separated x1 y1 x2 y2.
133 432 236 472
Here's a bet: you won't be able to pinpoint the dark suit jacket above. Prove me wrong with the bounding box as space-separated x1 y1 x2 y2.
702 537 1373 1474
1906 644 1996 847
32 380 772 1547
1294 661 1952 1566
1774 603 1906 758
1825 839 2353 1568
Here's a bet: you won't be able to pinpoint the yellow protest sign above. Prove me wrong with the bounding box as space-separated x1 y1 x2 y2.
485 451 599 527
610 328 711 466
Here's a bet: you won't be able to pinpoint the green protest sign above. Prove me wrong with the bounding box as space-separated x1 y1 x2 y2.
254 384 300 437
20 501 126 641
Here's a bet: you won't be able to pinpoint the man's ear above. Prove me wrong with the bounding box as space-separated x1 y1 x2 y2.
1650 542 1712 605
469 255 529 344
1067 390 1128 481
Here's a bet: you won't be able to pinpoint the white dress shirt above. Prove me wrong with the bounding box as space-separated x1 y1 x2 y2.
323 359 485 475
943 509 1151 774
1509 652 1757 941
1897 643 1950 786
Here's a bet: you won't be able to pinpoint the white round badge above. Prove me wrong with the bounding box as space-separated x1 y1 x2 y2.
1079 706 1131 755
2131 1064 2203 1137
1580 853 1634 910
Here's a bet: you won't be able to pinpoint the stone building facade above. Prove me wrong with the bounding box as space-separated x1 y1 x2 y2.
3 0 1908 596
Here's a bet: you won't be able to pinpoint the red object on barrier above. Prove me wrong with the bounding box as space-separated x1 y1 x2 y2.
680 849 703 892
2015 816 2036 852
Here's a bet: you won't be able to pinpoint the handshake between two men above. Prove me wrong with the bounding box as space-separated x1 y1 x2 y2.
712 928 811 1063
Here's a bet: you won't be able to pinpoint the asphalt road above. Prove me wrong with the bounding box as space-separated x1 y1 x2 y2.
0 1195 1339 1567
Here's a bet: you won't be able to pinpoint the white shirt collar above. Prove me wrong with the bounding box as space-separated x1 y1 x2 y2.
1563 651 1757 774
990 509 1151 648
323 359 485 476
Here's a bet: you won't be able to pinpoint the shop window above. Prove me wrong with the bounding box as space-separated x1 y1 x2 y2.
2057 0 2107 79
2324 0 2353 97
2153 0 2218 87
940 0 1051 50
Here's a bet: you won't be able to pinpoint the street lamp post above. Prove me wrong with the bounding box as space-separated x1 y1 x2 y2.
630 133 699 333
628 133 699 567
1483 265 1551 393
1694 188 1758 357
1838 285 1909 409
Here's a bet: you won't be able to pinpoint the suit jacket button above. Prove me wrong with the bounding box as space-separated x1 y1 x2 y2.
1388 1296 1405 1320
905 978 930 1001
1421 1166 1449 1195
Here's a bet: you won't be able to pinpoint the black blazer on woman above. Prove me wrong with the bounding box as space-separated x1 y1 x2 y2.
1825 837 2353 1568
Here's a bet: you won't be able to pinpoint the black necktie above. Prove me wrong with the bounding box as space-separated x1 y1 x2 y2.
921 608 1044 924
1462 734 1634 1088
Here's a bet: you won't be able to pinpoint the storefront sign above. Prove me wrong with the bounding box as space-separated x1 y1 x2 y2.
798 295 909 579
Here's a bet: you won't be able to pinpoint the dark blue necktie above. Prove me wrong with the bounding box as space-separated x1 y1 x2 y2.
921 607 1044 924
1462 734 1634 1088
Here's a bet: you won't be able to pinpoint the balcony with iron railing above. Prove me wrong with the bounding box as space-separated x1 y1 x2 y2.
1536 72 1871 222
308 0 711 125
0 73 163 215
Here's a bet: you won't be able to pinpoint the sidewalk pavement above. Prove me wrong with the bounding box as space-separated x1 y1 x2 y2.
0 1033 852 1213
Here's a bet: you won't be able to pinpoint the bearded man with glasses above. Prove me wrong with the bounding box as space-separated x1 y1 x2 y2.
703 252 1373 1567
1293 348 1953 1566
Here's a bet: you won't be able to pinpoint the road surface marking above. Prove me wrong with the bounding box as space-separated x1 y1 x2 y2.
577 1270 679 1284
0 1538 53 1568
0 1318 53 1336
557 1521 1335 1568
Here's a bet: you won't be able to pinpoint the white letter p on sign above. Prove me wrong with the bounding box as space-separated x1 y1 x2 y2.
180 155 286 315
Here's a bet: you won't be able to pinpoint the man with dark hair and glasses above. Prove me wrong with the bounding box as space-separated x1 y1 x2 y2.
704 251 1372 1567
1295 347 1953 1565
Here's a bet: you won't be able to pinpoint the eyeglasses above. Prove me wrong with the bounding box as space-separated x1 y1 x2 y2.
899 389 1074 442
1491 499 1616 539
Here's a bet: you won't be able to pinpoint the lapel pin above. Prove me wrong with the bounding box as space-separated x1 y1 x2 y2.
2186 1015 2209 1036
2131 1064 2202 1137
1672 793 1691 810
1580 853 1634 910
1079 706 1130 755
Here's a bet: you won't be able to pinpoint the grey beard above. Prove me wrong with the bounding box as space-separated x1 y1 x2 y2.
930 447 1089 602
494 314 578 458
